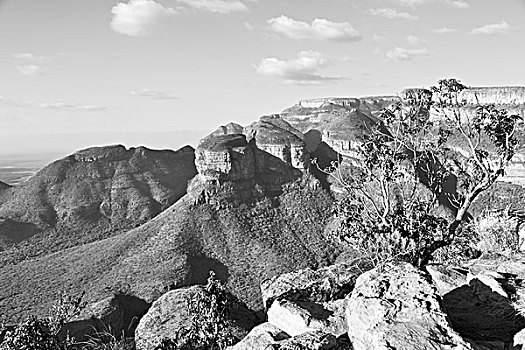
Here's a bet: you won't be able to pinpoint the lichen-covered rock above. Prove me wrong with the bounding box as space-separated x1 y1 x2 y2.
227 322 290 350
346 262 474 350
135 286 200 350
135 285 258 350
442 270 525 342
261 263 360 309
267 298 347 337
426 264 467 296
271 330 338 350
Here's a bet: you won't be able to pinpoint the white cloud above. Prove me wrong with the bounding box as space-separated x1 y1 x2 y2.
407 35 425 45
17 64 41 76
447 0 469 9
12 53 49 62
110 0 177 36
131 89 179 100
255 51 343 85
268 15 361 42
433 27 457 34
469 20 511 35
387 47 429 61
39 102 107 112
389 0 469 8
0 95 33 107
368 8 418 20
178 0 249 14
373 34 386 42
389 0 428 6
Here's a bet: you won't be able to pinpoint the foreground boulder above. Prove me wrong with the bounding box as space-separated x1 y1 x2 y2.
227 322 289 350
261 262 360 309
267 298 347 337
441 265 525 344
62 293 149 342
260 263 360 338
135 285 259 350
346 262 474 350
228 326 340 350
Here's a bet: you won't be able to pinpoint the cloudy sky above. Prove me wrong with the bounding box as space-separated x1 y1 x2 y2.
0 0 524 156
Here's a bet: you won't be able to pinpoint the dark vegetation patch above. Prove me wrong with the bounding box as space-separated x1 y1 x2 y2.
0 176 337 322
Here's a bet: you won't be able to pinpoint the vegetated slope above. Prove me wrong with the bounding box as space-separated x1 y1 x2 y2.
0 145 197 259
0 177 337 322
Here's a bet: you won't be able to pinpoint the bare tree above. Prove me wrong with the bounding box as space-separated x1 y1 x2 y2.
322 79 521 267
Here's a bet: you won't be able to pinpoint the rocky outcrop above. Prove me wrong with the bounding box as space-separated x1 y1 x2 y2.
267 298 347 337
195 134 256 182
460 87 525 107
135 285 258 350
258 263 360 342
261 263 360 309
135 285 199 350
426 264 468 295
440 256 525 344
206 122 245 138
193 117 310 197
61 293 149 342
346 262 474 350
245 115 309 171
227 322 290 350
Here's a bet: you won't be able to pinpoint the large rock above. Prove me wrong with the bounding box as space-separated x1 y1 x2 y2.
228 326 340 350
426 264 468 295
442 269 525 342
227 322 289 350
135 286 201 350
272 331 339 350
135 285 258 350
346 262 474 350
261 263 360 309
61 293 149 342
261 263 359 339
267 298 347 337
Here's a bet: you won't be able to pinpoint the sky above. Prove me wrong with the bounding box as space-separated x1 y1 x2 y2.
0 0 524 158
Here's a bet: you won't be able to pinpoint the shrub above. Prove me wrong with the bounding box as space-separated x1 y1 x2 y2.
154 272 237 350
0 292 135 350
0 291 85 350
471 210 520 255
0 317 61 350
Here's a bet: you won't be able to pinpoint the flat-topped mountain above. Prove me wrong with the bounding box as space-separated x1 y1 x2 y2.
0 144 197 257
0 128 337 324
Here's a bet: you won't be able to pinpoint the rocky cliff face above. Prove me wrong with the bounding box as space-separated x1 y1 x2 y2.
192 116 312 201
245 115 309 171
196 134 255 182
460 86 525 106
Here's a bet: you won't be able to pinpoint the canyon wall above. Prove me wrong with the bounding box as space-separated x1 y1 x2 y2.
460 87 525 106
